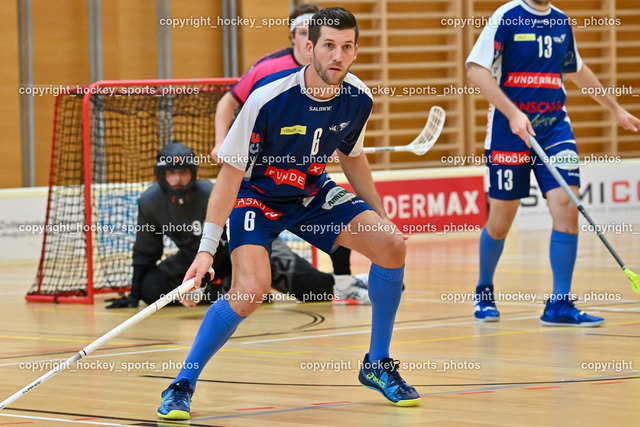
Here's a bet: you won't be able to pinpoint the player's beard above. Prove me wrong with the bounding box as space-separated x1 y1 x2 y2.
312 55 349 89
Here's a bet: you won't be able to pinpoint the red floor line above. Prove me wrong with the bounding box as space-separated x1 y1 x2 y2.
311 401 352 406
457 391 495 395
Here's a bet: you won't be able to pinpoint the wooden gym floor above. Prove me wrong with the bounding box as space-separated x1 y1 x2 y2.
0 229 638 426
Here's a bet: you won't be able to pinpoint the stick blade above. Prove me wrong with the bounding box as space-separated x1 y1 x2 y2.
410 106 446 155
624 268 640 293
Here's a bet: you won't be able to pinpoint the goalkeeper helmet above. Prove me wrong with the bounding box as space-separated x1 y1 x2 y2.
155 142 198 204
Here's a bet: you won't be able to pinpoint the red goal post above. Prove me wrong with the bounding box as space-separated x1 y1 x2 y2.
27 78 317 304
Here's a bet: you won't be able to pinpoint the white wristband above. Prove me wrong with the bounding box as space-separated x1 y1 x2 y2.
198 222 224 257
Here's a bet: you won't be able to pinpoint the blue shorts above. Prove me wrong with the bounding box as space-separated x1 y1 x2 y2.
486 140 580 200
227 179 371 255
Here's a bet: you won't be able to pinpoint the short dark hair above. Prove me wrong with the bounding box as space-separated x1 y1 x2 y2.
308 7 359 46
289 3 320 22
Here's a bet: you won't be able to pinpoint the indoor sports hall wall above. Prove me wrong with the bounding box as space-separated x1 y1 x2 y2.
2 0 639 188
1 0 289 188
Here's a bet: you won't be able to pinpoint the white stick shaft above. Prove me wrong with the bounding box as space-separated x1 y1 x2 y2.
362 145 411 153
0 277 199 410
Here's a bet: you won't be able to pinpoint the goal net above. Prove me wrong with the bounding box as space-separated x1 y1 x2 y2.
27 79 316 304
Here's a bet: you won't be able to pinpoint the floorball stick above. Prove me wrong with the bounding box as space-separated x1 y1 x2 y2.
363 105 445 155
528 134 640 292
0 269 213 411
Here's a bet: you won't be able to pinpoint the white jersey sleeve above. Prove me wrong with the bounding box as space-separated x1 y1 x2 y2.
466 26 498 70
465 2 515 72
217 94 263 172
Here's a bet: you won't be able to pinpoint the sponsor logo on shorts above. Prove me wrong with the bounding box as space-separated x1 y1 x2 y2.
234 198 282 220
491 150 531 165
322 187 355 210
280 125 307 135
549 149 579 170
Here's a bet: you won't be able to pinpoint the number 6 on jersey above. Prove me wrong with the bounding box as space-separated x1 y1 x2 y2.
311 128 322 155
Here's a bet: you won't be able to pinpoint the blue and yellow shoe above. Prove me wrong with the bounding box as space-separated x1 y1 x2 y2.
474 285 500 322
157 380 194 420
358 353 421 406
540 297 604 327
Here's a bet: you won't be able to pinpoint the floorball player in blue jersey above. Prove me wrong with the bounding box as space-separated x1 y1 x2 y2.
466 0 639 325
156 7 420 420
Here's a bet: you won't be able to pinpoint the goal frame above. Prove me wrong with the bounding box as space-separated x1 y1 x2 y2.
27 78 238 304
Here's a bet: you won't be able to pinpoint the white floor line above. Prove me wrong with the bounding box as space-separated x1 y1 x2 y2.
240 315 540 345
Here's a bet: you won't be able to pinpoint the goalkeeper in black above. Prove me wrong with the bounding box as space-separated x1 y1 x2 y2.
106 142 370 308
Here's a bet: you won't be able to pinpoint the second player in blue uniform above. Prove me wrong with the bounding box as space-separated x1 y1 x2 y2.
466 0 639 325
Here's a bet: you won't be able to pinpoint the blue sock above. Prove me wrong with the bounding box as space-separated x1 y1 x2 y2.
476 227 505 291
550 230 578 301
368 264 404 363
173 297 244 389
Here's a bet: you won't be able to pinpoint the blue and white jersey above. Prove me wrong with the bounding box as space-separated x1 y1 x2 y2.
218 66 373 201
466 0 582 149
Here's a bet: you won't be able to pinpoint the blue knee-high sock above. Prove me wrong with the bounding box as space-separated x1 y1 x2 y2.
368 264 404 363
173 297 244 389
476 227 505 290
550 230 578 301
